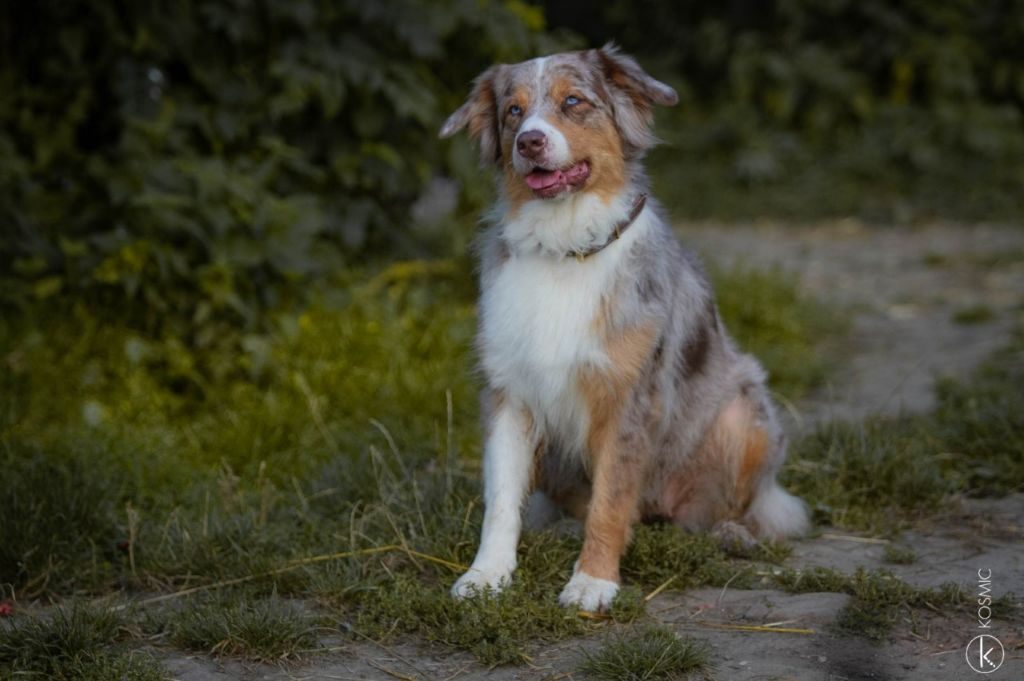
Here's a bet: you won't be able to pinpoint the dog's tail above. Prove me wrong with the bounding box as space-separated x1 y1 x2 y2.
746 482 810 540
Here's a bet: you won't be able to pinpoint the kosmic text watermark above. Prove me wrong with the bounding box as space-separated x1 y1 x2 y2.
966 569 1004 674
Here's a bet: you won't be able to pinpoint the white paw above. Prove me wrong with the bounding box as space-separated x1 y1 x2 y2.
450 563 514 599
558 570 619 612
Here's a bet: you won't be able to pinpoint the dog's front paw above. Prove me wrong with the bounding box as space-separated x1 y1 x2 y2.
451 563 514 599
558 570 619 612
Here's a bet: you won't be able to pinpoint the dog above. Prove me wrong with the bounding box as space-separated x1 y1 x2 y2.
439 44 809 612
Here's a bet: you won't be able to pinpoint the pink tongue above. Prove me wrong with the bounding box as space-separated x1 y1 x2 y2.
525 169 564 190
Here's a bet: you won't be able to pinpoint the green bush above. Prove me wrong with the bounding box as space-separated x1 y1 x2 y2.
0 0 560 340
548 0 1024 222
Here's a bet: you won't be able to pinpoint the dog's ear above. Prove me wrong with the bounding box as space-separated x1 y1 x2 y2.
593 43 678 157
439 65 503 165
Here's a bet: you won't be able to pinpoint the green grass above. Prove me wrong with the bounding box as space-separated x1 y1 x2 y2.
952 304 995 325
0 260 837 600
1 260 1021 667
0 603 169 680
0 603 119 671
922 252 950 268
784 330 1024 531
929 340 1024 496
167 596 319 663
784 418 950 531
0 441 122 596
882 544 917 565
0 652 170 681
923 249 1024 270
347 526 790 664
351 572 588 665
621 524 788 590
713 264 844 401
577 625 709 681
772 566 978 640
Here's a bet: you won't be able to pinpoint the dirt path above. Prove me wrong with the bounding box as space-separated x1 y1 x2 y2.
684 221 1024 425
162 222 1024 681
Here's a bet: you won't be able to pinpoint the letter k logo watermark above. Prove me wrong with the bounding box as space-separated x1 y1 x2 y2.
966 634 1004 674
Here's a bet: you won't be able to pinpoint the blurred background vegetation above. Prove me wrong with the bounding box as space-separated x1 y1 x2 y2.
5 0 1024 336
5 0 1024 343
1 0 1022 601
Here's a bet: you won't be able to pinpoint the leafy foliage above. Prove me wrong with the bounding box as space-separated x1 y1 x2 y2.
6 0 1022 353
549 0 1024 222
0 0 561 341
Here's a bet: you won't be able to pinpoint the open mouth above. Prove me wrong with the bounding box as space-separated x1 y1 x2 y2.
524 160 591 198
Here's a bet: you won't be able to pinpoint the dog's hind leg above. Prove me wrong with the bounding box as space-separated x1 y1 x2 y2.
668 393 808 542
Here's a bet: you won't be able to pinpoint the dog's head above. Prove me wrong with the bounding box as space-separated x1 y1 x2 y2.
439 45 677 205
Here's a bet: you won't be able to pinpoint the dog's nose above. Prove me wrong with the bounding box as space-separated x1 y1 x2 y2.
516 130 547 159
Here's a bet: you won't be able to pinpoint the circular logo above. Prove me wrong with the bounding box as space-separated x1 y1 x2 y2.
966 635 1004 674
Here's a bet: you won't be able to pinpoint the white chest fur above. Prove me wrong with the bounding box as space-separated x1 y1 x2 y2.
479 207 651 453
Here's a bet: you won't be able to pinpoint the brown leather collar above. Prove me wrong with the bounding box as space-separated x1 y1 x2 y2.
570 193 647 261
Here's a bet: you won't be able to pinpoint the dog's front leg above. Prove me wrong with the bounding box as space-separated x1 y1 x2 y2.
451 398 535 598
559 431 641 612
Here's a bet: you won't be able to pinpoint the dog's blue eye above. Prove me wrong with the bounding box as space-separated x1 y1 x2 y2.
564 95 580 107
509 104 522 116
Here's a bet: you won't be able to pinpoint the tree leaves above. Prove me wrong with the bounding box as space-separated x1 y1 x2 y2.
0 0 553 342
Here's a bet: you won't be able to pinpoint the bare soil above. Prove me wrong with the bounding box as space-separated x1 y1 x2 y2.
685 220 1024 425
162 222 1024 680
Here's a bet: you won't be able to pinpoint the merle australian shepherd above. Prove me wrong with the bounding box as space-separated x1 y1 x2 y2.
439 45 808 612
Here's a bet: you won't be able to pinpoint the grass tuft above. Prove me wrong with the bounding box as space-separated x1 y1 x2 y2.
952 304 994 325
0 603 119 670
930 337 1024 495
168 595 318 663
577 624 709 681
881 544 917 565
0 603 168 680
0 442 121 597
